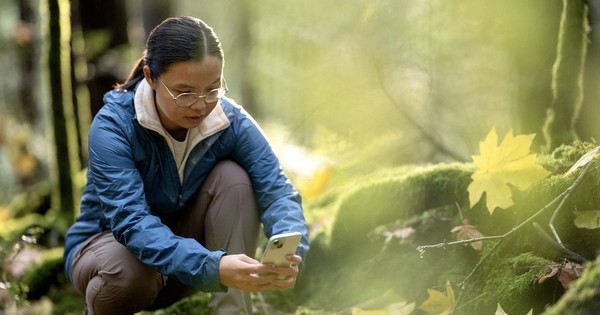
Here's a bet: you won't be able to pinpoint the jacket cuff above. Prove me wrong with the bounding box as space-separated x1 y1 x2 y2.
200 249 228 292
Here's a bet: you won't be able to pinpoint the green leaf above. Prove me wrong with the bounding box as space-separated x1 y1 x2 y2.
573 210 600 229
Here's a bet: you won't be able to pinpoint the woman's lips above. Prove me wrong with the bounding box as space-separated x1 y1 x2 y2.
187 115 203 123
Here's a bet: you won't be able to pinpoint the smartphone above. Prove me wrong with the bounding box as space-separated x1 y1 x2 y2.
260 232 302 266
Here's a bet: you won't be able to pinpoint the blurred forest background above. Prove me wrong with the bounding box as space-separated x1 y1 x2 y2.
1 0 600 314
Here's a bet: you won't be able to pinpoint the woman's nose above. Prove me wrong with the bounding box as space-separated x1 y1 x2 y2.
190 99 207 112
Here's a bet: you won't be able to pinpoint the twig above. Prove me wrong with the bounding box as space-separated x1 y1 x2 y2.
417 189 567 254
549 159 596 247
532 222 588 264
256 292 271 315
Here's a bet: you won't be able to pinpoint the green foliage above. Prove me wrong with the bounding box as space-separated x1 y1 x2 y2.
20 247 64 300
149 293 211 315
473 253 554 315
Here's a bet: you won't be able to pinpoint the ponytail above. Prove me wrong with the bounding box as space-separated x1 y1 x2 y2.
115 54 146 91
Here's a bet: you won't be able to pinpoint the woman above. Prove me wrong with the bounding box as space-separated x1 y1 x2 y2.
63 16 309 315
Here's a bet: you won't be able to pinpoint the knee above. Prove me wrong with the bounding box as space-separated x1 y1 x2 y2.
112 264 165 299
212 160 252 187
86 266 165 314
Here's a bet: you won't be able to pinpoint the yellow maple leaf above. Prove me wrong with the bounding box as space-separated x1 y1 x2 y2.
352 301 415 315
418 281 455 315
468 128 550 214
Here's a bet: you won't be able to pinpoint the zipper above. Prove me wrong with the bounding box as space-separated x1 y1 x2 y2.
178 192 184 208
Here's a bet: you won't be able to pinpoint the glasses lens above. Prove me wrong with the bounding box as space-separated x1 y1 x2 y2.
176 93 199 107
204 88 226 103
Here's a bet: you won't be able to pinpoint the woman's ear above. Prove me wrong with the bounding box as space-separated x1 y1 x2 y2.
143 66 155 87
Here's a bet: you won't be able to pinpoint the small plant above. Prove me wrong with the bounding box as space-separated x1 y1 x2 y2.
0 225 46 309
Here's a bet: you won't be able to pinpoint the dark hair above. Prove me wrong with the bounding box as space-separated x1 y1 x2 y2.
116 16 224 90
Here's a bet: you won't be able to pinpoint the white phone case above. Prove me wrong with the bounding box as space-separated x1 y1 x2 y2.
260 232 302 266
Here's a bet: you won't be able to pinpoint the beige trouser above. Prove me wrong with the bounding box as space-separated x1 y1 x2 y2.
71 161 260 315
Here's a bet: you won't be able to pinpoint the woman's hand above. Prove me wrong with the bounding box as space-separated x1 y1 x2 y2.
218 254 302 292
263 254 301 289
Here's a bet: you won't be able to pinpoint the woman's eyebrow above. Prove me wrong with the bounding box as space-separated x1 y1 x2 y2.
172 77 221 90
170 81 194 89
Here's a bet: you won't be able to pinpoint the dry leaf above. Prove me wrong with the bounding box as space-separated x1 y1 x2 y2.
468 128 550 214
539 262 584 289
351 290 415 315
451 219 484 251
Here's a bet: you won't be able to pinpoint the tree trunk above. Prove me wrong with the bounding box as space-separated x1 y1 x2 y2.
576 0 600 141
543 0 589 151
17 0 38 125
75 0 131 118
47 0 80 229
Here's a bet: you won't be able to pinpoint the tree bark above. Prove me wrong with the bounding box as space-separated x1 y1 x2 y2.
47 0 79 228
543 0 589 151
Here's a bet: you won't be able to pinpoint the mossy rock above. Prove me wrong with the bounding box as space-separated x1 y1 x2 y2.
461 252 557 315
329 162 474 260
305 141 600 313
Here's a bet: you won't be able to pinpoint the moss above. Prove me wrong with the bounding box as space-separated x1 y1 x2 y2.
48 284 85 315
462 252 554 314
329 163 474 259
149 293 211 315
303 141 600 313
0 214 47 243
542 140 598 173
20 247 65 300
544 255 600 315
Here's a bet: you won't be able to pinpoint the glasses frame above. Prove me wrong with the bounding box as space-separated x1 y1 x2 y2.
158 77 228 107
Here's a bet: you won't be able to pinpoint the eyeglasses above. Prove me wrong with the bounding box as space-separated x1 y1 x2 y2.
158 77 228 107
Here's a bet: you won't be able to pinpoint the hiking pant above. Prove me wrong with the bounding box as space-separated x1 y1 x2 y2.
70 161 261 315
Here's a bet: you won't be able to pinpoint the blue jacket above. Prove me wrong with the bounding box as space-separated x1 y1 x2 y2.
64 86 309 292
